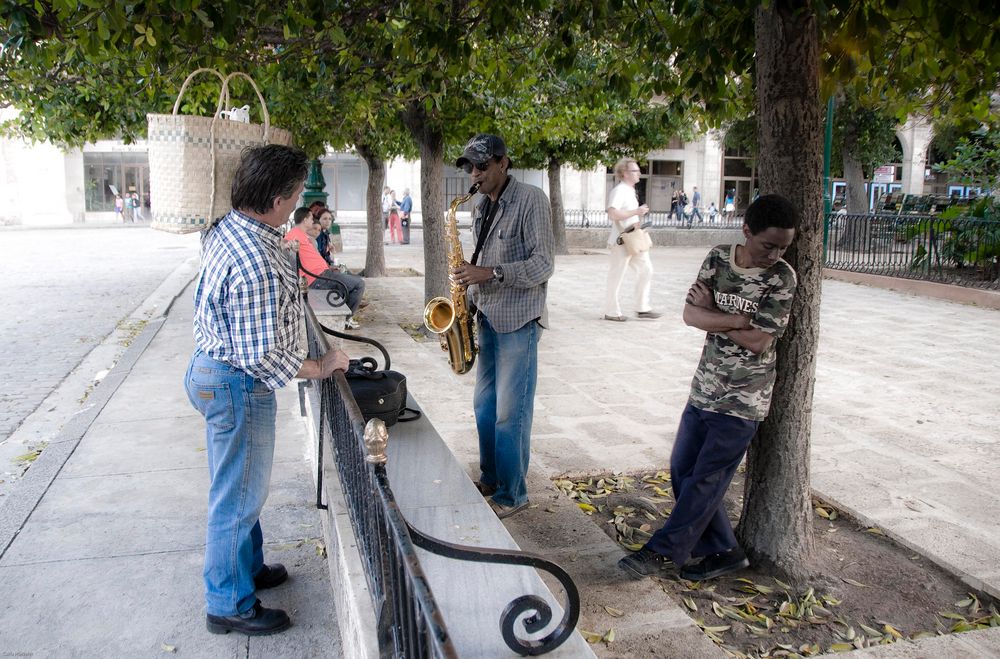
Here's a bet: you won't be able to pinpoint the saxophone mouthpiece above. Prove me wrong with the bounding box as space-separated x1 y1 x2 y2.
468 183 481 195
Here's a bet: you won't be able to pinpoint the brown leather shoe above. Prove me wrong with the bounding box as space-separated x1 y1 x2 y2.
474 481 497 497
637 311 662 319
488 498 529 519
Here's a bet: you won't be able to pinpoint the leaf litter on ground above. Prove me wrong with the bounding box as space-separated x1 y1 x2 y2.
552 469 998 658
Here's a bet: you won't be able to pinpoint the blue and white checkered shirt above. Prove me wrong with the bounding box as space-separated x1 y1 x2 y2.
192 210 304 390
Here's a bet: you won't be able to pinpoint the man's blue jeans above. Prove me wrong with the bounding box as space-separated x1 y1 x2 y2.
185 351 276 616
474 316 540 507
644 403 758 566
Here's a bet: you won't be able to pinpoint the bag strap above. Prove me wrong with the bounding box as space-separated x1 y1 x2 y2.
171 68 229 116
317 318 392 371
398 407 421 423
172 68 230 227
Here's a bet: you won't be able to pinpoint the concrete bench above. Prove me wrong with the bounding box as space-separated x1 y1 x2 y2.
304 384 594 657
303 286 353 329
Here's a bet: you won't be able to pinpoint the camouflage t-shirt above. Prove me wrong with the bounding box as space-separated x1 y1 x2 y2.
688 244 797 421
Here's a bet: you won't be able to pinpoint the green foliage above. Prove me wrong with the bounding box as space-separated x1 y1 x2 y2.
832 95 902 178
934 127 1000 194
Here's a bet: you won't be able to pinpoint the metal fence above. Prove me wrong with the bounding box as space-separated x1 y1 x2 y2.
824 213 1000 290
564 208 744 229
302 301 580 657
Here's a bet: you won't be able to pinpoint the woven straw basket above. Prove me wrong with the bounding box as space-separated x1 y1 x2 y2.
147 69 294 234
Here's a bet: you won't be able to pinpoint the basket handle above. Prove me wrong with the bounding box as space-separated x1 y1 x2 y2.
171 67 229 117
220 71 272 142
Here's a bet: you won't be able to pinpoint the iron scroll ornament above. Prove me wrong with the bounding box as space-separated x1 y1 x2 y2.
404 521 581 656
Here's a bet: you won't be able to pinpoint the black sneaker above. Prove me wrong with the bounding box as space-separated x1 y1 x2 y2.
679 547 749 581
206 599 291 636
617 547 668 579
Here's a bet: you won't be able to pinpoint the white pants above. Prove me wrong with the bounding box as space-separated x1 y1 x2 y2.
604 242 653 317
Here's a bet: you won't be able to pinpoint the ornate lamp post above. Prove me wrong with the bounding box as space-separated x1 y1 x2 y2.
301 158 329 208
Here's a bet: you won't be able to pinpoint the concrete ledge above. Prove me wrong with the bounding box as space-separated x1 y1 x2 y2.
567 226 742 249
301 381 380 659
824 269 1000 310
302 380 594 657
305 289 353 317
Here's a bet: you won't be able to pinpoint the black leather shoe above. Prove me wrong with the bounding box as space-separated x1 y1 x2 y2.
253 563 288 590
206 600 291 636
679 547 749 581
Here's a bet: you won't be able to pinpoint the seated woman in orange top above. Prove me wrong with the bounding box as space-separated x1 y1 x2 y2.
284 207 366 325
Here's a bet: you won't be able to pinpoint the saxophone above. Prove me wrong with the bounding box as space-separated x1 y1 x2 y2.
423 183 481 374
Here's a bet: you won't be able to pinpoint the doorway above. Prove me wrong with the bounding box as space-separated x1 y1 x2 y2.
123 165 151 221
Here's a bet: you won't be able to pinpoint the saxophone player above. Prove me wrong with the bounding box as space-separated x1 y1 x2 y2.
452 134 555 519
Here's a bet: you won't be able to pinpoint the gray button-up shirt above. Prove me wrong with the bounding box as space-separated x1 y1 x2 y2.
469 176 555 333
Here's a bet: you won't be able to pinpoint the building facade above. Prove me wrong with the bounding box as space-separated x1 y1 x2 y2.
0 118 973 227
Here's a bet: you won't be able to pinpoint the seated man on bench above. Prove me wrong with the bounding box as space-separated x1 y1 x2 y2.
285 207 366 329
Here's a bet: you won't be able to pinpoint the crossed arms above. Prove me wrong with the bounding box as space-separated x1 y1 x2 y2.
682 280 774 355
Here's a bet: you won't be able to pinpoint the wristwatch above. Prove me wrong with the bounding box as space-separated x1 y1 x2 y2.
492 265 505 283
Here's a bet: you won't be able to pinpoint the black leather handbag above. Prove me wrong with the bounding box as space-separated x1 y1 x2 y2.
344 357 414 427
317 317 420 427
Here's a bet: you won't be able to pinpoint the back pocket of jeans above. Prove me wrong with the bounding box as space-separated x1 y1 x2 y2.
193 384 235 432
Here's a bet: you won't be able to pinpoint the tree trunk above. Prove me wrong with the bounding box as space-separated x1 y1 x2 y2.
548 156 568 255
401 102 447 304
838 126 871 251
356 142 387 278
739 1 822 581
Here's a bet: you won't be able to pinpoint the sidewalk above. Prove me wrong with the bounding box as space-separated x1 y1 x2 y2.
1 233 998 657
0 284 341 657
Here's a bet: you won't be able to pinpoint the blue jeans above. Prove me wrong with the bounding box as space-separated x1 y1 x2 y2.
185 351 276 616
474 315 540 507
644 403 758 566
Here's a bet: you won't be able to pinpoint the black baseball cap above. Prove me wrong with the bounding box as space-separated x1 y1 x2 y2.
456 133 513 169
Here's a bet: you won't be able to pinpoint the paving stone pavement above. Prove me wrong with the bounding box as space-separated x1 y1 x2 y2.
0 225 200 492
2 223 997 657
346 238 1000 607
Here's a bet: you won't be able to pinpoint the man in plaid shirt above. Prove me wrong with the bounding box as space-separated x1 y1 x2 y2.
185 145 348 636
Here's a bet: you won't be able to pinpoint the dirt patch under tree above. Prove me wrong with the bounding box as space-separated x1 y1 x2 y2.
553 469 998 657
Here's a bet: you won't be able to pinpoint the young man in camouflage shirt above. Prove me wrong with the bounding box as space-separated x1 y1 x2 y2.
619 194 799 581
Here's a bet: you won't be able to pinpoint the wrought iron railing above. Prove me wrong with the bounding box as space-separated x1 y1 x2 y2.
301 300 580 657
563 208 744 229
824 213 1000 290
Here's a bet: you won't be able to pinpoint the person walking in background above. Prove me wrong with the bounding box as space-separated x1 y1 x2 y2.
381 186 391 230
603 157 661 323
123 192 135 222
690 186 704 225
132 192 143 222
451 133 555 520
399 187 413 244
724 189 736 222
617 194 798 582
676 188 689 226
114 194 124 222
387 190 403 244
185 144 349 636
